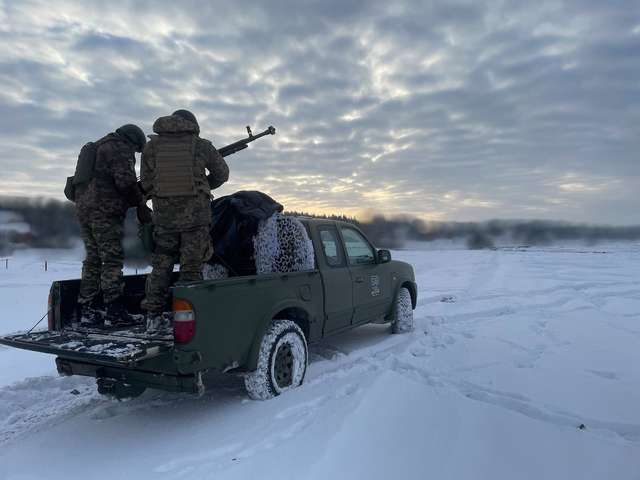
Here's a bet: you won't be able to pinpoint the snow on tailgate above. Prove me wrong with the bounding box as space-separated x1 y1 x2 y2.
1 327 172 363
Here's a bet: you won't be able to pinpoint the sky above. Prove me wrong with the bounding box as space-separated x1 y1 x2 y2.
0 1 638 224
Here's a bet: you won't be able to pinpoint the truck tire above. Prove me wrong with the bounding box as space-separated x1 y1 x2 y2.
244 320 308 400
392 287 414 334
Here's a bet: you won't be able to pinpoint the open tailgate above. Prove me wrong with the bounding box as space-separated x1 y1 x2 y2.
0 326 173 366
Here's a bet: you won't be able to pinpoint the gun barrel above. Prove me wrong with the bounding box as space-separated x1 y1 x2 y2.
217 126 276 158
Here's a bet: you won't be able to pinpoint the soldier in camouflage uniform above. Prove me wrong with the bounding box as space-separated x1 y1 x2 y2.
140 110 229 331
76 124 147 327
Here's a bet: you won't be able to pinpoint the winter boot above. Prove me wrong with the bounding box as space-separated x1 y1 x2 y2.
80 303 104 327
146 311 172 334
105 297 142 328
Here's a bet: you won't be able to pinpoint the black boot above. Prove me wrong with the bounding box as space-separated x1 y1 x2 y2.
105 297 142 328
146 311 173 334
80 303 104 327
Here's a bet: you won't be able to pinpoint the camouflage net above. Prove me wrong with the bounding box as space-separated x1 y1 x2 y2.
203 214 314 279
202 263 229 280
254 214 315 274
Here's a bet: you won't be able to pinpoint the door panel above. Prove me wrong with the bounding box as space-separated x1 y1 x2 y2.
316 226 353 334
340 227 390 324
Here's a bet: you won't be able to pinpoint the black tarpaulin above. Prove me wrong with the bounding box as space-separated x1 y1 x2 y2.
209 191 283 276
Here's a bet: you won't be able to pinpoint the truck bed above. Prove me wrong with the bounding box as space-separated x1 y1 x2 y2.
0 273 175 366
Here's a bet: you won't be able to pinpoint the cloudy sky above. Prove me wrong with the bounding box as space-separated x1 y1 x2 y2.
0 1 638 224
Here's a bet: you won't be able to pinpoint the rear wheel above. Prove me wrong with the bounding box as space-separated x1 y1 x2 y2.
244 320 308 400
392 287 414 334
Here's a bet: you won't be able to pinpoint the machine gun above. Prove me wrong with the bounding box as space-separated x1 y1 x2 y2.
138 125 277 251
207 125 276 189
218 125 276 158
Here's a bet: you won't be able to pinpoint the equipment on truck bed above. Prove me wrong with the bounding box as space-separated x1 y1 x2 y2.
208 190 283 276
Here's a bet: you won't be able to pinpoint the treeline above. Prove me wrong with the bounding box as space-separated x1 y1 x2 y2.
0 197 147 262
405 219 640 249
285 211 640 249
2 198 640 258
0 197 79 249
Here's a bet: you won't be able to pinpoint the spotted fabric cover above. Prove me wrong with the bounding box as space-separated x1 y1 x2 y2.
203 213 315 278
253 213 315 274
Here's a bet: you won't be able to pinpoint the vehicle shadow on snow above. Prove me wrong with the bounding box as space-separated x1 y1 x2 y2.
309 323 394 362
1 324 397 448
90 325 395 414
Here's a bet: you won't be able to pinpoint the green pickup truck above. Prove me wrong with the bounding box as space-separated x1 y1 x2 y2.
0 218 417 400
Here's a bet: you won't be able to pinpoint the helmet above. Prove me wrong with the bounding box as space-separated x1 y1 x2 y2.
172 109 198 127
116 124 146 152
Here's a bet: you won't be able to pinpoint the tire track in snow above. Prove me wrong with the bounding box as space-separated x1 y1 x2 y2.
3 248 639 458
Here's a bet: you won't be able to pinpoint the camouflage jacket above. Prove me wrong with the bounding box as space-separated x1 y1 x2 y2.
76 133 142 222
141 115 229 231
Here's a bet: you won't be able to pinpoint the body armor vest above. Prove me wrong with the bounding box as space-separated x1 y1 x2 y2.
154 134 198 197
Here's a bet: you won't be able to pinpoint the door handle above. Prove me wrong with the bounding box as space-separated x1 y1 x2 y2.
355 276 365 283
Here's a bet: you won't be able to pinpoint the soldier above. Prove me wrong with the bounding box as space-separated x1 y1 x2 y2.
140 110 229 332
76 124 146 327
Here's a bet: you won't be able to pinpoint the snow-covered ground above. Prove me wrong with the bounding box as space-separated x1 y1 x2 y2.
0 245 639 479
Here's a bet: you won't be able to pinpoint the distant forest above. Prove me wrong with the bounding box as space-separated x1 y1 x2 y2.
286 210 640 249
2 197 640 260
0 197 79 249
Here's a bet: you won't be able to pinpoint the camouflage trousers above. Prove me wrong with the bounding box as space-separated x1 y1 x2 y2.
78 217 125 305
141 226 212 313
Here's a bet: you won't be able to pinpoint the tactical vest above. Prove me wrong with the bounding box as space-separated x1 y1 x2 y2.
154 134 200 197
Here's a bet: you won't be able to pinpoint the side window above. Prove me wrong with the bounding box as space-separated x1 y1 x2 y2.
341 228 375 265
319 228 344 267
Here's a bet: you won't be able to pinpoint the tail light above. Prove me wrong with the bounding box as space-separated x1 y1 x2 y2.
173 298 195 344
47 292 54 331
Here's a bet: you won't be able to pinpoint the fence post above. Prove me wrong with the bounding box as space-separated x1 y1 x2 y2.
4 258 7 270
44 260 48 272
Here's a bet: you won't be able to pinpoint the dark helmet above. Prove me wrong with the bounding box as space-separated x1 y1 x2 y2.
116 124 146 152
172 109 198 127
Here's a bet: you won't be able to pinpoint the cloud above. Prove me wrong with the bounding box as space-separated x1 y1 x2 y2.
0 0 638 224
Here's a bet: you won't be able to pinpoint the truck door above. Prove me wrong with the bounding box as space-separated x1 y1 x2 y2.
339 226 389 325
317 225 354 334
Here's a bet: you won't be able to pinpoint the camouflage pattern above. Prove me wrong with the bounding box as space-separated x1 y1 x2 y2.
140 115 228 313
77 219 125 305
140 226 213 313
140 115 229 231
76 133 141 305
76 133 142 222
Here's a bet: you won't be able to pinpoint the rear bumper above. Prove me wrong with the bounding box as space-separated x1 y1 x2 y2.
56 357 204 395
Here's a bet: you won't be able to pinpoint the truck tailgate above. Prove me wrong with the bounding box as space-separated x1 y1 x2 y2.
0 327 173 366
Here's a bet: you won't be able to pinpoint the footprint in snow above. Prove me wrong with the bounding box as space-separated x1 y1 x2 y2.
588 370 619 380
275 395 327 420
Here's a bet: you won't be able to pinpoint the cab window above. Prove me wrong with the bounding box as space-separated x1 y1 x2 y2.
340 228 375 265
319 227 344 267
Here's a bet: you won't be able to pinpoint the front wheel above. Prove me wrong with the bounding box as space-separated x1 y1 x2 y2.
392 287 414 334
244 320 308 400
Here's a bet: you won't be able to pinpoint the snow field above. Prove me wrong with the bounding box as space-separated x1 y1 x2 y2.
0 245 639 479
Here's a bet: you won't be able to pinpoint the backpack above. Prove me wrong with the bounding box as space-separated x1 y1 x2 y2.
64 142 98 202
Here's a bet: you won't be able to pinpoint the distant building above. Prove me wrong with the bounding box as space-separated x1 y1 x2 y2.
0 210 33 250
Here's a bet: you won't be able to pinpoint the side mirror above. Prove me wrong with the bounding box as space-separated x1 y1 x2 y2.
377 249 391 263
